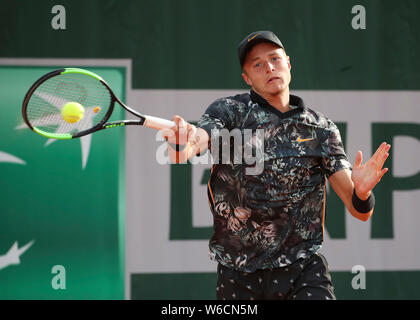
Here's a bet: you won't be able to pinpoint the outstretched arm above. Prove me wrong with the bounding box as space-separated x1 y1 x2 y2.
328 142 391 221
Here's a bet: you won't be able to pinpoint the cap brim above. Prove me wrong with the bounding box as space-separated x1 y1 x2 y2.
239 39 283 67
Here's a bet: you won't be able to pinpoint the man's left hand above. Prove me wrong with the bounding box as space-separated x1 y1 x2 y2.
351 142 391 200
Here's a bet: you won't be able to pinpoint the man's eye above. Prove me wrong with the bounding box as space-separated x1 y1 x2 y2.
254 63 261 68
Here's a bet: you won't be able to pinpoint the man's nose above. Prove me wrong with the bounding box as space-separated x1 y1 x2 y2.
265 61 275 72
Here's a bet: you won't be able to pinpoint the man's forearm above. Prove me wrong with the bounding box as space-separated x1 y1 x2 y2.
328 169 374 222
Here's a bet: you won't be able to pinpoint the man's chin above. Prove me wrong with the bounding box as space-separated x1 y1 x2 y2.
265 80 288 91
266 86 287 96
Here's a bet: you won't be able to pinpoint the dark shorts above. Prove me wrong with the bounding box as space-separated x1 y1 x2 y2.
216 253 336 300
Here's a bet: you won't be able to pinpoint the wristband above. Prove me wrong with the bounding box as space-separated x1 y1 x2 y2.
352 189 375 213
168 143 187 152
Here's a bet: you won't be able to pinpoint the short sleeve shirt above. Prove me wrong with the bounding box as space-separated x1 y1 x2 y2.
196 90 351 273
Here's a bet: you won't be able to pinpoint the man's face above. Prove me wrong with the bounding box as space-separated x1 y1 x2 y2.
242 42 291 96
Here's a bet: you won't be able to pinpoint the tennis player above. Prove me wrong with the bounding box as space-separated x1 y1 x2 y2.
162 30 390 300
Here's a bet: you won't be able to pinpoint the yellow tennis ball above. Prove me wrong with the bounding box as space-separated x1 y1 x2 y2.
61 102 85 123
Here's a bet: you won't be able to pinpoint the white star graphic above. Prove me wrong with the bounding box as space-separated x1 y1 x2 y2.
0 151 25 165
0 240 35 271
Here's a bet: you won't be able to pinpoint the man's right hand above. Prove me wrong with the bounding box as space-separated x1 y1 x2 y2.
161 115 197 147
160 115 209 163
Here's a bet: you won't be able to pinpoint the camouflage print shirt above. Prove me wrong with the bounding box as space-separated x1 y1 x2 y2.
196 90 351 273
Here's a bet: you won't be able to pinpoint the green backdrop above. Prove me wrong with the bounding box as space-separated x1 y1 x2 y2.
0 66 125 299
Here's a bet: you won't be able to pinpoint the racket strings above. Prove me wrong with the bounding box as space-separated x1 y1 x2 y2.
25 73 111 135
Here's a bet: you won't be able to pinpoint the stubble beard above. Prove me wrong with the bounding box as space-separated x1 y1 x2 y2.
266 79 289 97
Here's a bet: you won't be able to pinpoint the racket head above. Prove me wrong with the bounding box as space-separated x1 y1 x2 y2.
22 68 115 139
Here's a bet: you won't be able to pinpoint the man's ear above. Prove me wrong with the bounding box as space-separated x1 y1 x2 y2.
282 49 291 71
242 71 252 86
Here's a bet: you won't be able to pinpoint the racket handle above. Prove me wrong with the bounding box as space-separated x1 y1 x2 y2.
143 115 176 130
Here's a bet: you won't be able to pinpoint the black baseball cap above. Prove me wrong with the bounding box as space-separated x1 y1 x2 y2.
238 31 284 67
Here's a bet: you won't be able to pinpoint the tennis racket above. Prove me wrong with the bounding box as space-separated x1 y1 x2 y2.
22 67 175 139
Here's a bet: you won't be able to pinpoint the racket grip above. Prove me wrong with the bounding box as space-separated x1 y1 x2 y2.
143 115 176 130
